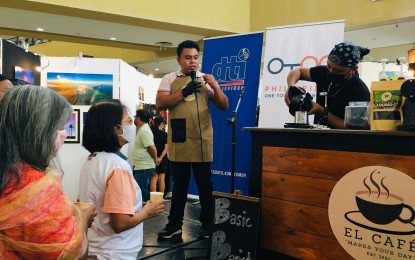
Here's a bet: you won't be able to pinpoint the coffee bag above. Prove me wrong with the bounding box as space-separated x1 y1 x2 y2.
370 80 404 131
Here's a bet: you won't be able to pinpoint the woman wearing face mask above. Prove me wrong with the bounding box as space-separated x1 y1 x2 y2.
79 101 164 260
0 85 95 259
285 41 370 129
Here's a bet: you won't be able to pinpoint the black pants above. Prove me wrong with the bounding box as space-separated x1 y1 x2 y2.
168 161 213 227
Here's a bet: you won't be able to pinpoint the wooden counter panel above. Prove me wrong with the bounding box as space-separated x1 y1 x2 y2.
263 146 415 180
248 129 415 259
260 224 352 260
262 171 336 208
261 197 334 239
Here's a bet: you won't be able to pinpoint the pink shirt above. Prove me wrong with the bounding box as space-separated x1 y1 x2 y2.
158 70 214 97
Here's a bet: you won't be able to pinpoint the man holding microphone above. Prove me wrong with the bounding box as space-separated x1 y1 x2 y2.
156 40 228 239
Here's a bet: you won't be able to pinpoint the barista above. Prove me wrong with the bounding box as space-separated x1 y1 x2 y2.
284 42 370 129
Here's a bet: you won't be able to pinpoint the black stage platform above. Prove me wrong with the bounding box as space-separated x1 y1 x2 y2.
138 199 298 260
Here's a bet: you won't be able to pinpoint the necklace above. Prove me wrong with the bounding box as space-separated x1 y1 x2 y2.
329 83 346 98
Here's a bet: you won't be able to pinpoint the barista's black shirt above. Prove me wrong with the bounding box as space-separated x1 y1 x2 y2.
310 66 370 125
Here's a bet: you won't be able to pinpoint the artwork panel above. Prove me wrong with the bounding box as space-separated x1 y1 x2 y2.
47 72 113 105
64 109 80 143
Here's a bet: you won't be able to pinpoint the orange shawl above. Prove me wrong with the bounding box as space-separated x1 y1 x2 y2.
0 167 85 259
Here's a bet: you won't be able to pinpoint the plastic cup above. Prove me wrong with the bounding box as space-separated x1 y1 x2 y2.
74 202 95 211
150 192 164 203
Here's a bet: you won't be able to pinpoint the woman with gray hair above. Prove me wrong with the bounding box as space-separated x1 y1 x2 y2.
0 85 95 259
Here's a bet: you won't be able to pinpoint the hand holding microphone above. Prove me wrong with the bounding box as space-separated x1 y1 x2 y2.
182 70 201 97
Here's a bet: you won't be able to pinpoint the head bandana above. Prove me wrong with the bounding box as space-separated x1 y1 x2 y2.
328 42 370 67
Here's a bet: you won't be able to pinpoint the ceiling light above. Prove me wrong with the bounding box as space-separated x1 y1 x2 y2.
110 37 116 40
36 27 44 31
155 41 173 51
155 68 160 71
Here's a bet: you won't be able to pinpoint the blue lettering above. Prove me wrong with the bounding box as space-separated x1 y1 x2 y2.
212 56 247 82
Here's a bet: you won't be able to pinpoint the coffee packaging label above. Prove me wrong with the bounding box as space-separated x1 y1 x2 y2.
370 80 404 131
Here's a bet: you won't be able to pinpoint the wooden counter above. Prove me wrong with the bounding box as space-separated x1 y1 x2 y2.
245 127 415 259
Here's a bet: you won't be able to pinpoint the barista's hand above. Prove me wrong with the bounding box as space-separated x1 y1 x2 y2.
308 101 324 115
284 86 307 106
284 90 291 106
182 81 202 97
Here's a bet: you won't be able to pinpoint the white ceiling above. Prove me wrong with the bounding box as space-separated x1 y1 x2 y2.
1 6 415 77
345 20 415 49
0 7 203 47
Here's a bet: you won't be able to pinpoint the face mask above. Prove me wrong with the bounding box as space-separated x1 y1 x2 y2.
54 129 67 154
117 124 135 143
327 72 347 84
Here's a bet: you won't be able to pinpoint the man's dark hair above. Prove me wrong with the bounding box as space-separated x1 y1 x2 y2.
10 78 29 86
135 109 150 123
83 101 124 153
1 75 28 86
0 74 10 81
177 40 200 57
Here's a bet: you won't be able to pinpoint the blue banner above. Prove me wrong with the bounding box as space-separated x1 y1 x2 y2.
188 32 263 196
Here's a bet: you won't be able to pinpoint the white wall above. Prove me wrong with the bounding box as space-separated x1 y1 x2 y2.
119 60 140 164
119 61 161 162
142 76 161 104
41 57 159 201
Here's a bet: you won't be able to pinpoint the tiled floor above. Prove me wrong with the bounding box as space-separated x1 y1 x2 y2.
137 198 298 260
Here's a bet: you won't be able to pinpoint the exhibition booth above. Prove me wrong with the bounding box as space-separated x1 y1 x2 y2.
39 56 160 200
2 17 415 259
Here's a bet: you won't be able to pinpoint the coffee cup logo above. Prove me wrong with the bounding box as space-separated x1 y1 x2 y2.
328 166 415 260
356 191 415 225
354 169 415 225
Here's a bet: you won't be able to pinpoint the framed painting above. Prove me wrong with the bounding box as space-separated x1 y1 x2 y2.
65 109 80 143
47 72 113 105
138 86 145 101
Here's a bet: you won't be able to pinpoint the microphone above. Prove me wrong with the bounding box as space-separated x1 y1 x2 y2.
188 70 199 96
189 70 196 82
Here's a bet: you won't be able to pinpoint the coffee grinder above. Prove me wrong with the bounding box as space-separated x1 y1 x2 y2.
396 79 415 131
284 86 313 128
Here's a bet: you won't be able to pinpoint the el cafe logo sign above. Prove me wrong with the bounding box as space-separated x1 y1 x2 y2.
329 166 415 260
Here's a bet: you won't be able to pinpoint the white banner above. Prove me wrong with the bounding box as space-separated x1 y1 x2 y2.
259 20 345 128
